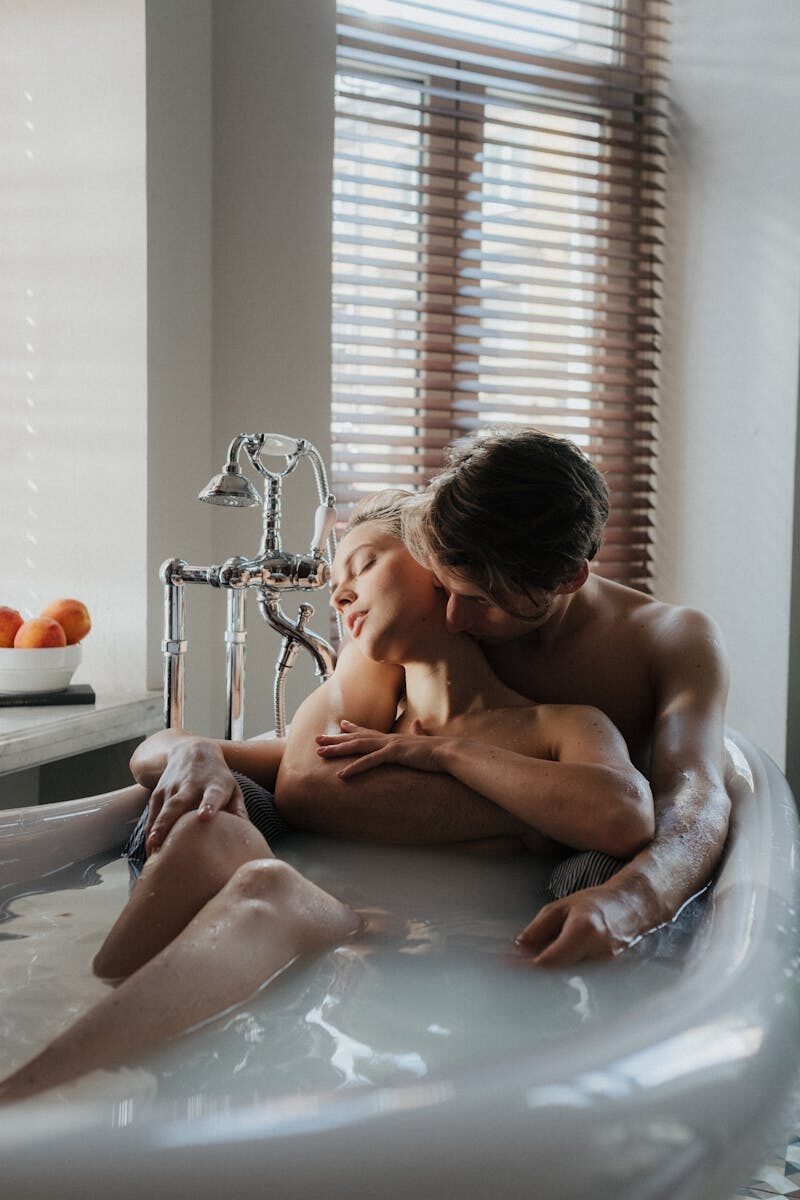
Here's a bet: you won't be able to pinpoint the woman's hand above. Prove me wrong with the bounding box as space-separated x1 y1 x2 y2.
315 720 449 779
145 737 247 854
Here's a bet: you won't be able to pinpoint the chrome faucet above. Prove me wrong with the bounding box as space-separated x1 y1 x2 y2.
161 433 339 739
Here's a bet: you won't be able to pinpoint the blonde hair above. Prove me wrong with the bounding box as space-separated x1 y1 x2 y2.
344 489 414 541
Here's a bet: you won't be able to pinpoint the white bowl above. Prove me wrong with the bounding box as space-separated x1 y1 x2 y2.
0 643 82 694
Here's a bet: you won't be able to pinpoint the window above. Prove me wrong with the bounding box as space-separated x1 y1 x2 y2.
332 0 668 588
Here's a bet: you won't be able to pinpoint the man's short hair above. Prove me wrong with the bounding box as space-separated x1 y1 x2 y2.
403 427 609 604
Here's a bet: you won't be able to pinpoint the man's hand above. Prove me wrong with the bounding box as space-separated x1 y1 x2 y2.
315 720 448 779
516 886 644 966
145 738 247 855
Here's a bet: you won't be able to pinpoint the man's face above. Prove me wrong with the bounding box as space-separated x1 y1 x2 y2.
429 560 557 642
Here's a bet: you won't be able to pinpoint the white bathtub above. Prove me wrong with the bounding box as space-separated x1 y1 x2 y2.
0 728 798 1200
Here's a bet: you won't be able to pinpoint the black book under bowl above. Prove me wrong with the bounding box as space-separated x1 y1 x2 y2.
0 683 96 708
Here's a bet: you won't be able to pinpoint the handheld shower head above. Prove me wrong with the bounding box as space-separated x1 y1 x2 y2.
259 433 301 456
199 434 263 506
198 465 261 507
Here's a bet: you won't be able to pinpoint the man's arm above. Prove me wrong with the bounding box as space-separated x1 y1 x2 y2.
518 608 730 964
315 707 653 855
276 642 526 842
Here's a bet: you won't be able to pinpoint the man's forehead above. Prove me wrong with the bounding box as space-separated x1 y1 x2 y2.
428 559 486 597
429 557 553 618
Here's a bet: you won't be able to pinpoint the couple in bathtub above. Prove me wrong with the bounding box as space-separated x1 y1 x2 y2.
0 428 730 1101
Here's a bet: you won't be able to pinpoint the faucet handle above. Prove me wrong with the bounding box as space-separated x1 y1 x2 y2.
311 501 337 557
296 602 314 632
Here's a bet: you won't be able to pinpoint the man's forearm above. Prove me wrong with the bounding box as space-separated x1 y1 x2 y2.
519 773 732 965
276 759 525 843
599 775 731 929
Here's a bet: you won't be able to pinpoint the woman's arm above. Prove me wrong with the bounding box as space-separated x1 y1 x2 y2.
316 706 653 857
134 642 520 851
130 728 285 790
130 729 286 854
436 707 652 856
276 644 526 842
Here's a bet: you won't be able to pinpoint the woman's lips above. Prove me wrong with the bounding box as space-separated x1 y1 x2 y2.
347 611 366 637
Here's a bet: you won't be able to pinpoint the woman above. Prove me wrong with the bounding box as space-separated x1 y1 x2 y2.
0 493 652 1103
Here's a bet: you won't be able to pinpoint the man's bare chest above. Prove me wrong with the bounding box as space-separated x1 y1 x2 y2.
483 636 655 766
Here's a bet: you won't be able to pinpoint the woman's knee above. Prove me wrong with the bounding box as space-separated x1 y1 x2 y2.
224 859 360 948
228 857 298 904
149 809 267 874
148 809 205 864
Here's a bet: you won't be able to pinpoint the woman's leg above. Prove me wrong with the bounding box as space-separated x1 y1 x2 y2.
0 856 359 1103
95 809 274 979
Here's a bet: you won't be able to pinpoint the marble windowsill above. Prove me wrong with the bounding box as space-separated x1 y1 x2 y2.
0 692 164 777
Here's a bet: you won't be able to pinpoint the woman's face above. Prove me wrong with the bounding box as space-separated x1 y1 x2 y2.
330 522 446 663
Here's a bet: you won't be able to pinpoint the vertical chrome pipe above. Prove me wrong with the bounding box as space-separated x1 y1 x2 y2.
272 642 295 739
303 441 343 642
261 475 282 555
272 603 313 737
161 559 187 730
225 587 247 741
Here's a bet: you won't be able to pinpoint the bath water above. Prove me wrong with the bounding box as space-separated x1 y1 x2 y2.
0 836 706 1116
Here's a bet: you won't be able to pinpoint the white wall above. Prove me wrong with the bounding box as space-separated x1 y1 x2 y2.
145 0 215 735
0 1 148 696
655 1 800 768
209 0 336 733
0 2 334 740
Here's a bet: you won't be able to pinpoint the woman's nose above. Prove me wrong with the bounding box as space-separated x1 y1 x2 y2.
331 581 351 611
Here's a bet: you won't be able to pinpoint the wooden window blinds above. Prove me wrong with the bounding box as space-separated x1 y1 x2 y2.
332 0 669 588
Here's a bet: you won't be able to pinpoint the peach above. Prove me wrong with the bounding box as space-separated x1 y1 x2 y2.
40 598 92 645
0 606 24 648
14 617 67 649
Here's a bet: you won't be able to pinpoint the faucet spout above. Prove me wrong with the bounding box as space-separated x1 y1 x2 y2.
258 592 335 680
258 591 336 736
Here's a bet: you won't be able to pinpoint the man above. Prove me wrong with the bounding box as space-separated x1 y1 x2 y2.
134 428 730 966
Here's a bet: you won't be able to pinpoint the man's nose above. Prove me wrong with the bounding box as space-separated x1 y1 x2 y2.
445 594 473 633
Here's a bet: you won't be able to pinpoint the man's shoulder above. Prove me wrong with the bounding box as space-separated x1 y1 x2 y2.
590 580 728 689
591 577 721 640
584 582 728 716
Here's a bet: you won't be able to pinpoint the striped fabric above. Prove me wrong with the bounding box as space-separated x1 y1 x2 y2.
547 849 626 900
235 774 292 846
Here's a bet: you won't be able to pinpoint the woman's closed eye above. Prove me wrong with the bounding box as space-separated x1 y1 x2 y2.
353 554 376 577
331 554 376 606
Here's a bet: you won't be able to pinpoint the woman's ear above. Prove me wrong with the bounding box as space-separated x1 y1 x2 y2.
557 561 589 595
